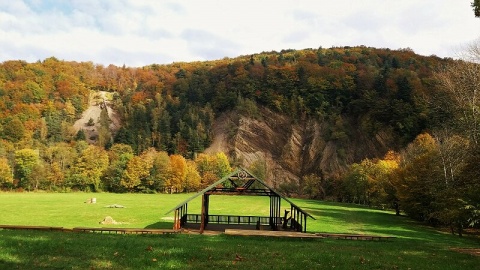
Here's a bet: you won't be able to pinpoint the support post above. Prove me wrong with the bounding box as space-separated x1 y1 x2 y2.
200 195 206 234
290 205 293 230
304 213 307 233
173 209 180 230
205 194 210 226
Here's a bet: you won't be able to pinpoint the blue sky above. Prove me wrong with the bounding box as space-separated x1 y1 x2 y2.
1 0 479 67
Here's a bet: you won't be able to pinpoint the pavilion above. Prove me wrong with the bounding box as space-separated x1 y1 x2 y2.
165 168 314 233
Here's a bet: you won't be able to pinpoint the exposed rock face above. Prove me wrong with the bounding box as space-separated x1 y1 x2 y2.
73 91 120 144
206 108 393 187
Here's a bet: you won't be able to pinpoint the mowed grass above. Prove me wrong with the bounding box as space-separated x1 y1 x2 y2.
0 193 273 228
0 193 479 269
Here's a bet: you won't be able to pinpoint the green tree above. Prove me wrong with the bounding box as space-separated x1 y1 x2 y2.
87 118 95 126
108 143 134 161
148 151 171 191
14 149 39 190
29 162 46 190
3 117 25 142
44 110 64 142
248 158 267 181
213 152 232 179
68 145 109 191
75 129 86 141
343 162 370 204
97 106 112 148
302 174 324 199
103 152 133 192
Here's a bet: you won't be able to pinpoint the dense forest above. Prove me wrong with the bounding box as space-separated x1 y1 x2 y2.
0 46 478 234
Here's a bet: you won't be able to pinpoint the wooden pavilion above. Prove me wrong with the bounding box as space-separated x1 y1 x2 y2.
165 168 314 233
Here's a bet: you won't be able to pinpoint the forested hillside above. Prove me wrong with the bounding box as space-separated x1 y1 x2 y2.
0 46 478 234
0 47 450 155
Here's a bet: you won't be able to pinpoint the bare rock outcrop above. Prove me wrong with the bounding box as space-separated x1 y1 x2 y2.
206 107 393 188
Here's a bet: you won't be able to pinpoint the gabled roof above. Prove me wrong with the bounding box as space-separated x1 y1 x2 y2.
165 167 314 219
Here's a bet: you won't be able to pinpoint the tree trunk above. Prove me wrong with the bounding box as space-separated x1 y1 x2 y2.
457 222 463 237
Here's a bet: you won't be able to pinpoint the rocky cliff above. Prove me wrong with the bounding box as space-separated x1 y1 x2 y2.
205 107 394 187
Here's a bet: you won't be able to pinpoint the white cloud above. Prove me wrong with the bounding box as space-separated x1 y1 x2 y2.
0 0 479 66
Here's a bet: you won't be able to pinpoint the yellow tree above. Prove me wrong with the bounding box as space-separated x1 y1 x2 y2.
169 154 187 192
396 133 442 221
121 156 148 190
121 148 155 191
195 152 232 187
373 151 400 211
0 157 13 188
46 161 64 190
184 160 201 192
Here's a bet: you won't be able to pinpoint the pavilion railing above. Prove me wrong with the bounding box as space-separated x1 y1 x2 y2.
184 214 282 226
289 218 303 232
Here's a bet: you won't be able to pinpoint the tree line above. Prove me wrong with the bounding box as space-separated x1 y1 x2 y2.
0 142 232 193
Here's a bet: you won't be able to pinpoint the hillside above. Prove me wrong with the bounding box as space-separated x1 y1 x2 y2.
0 47 453 182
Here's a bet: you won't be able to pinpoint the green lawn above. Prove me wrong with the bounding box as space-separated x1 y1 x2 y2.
0 192 479 269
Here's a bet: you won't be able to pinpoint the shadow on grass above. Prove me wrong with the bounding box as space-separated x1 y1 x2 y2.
300 201 480 247
144 220 174 229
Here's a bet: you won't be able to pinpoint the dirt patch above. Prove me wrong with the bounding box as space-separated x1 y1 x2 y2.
451 248 480 256
99 216 118 225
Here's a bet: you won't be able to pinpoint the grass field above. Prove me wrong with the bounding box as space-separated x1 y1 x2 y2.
0 192 479 269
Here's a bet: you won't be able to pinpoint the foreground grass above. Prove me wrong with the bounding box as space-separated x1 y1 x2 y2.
0 230 478 269
0 193 479 269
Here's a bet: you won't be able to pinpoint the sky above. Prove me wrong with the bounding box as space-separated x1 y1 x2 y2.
1 0 479 67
